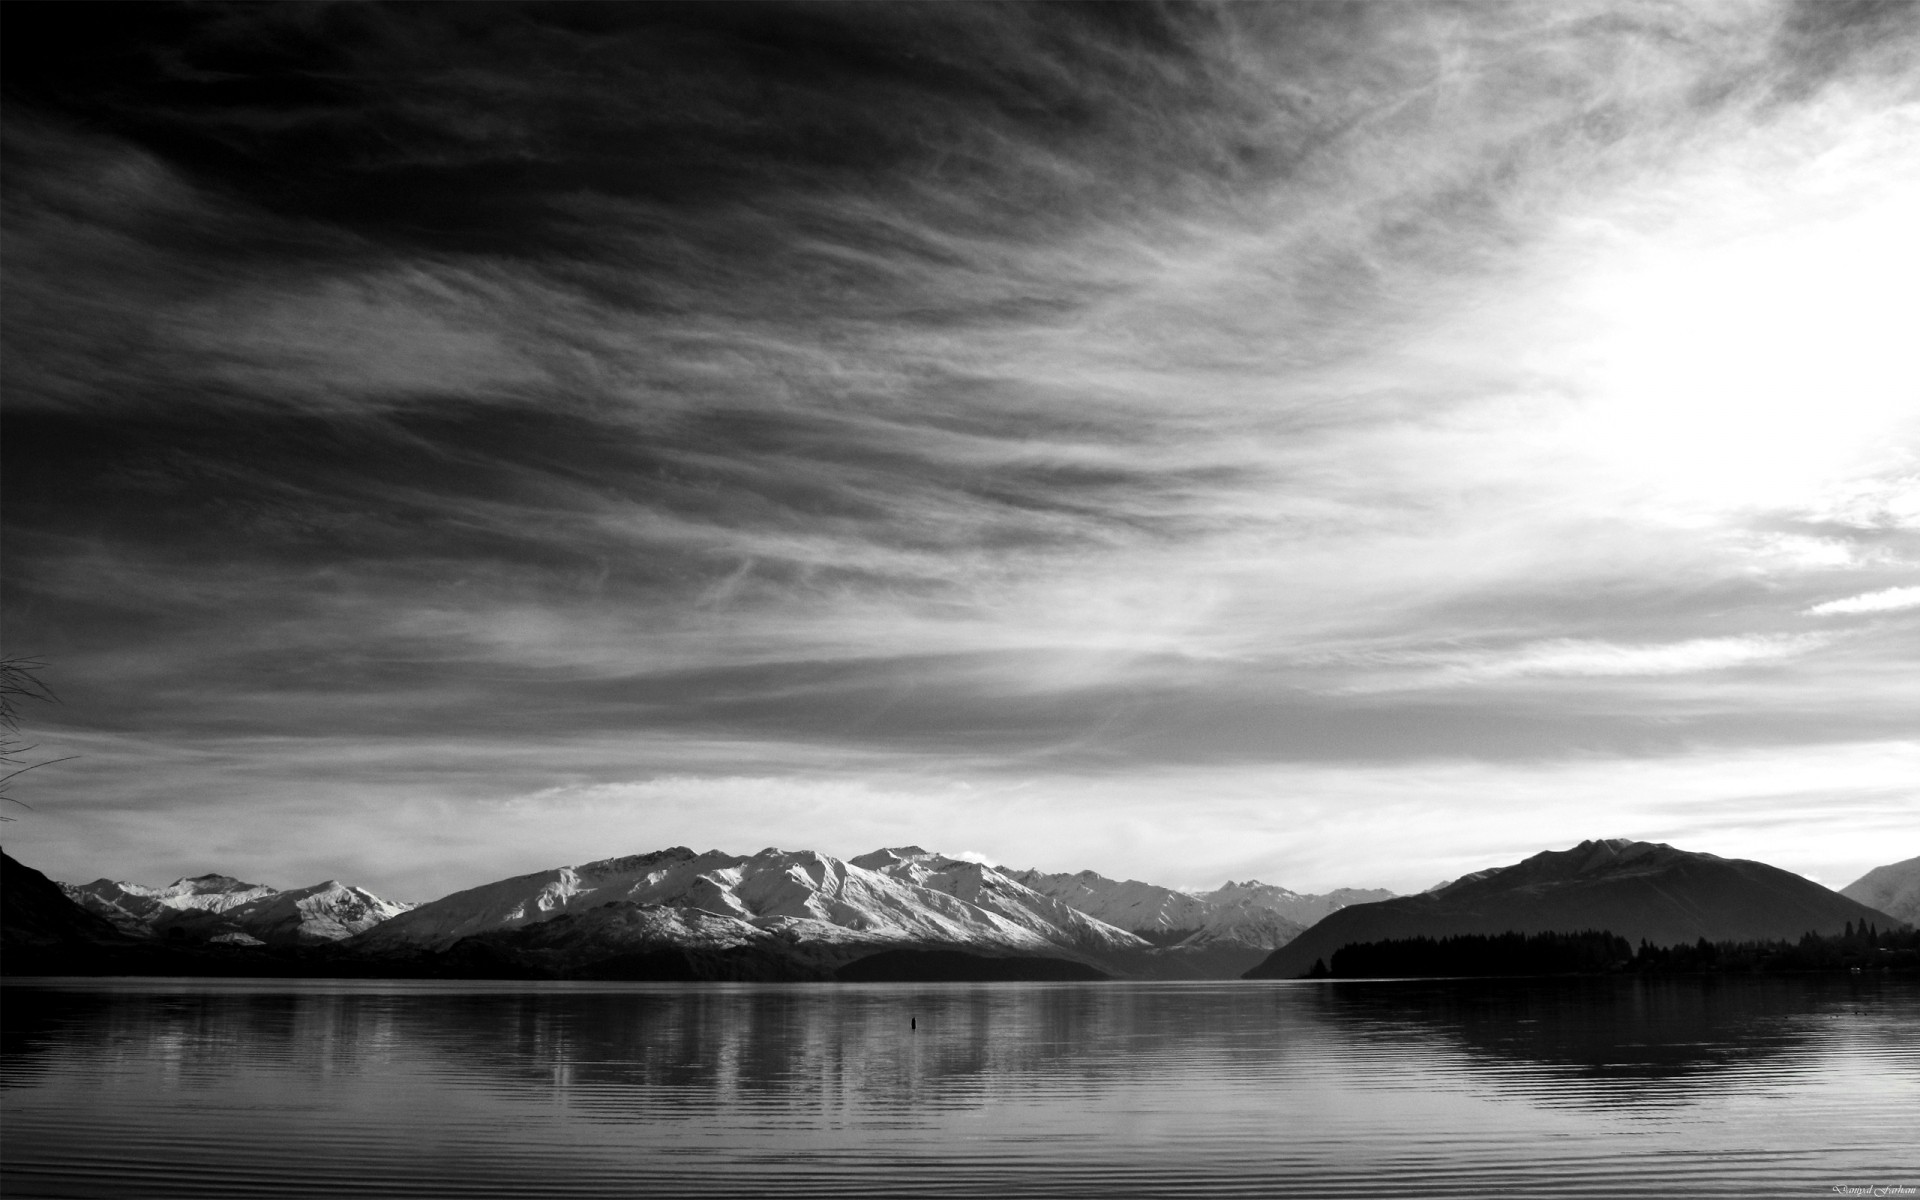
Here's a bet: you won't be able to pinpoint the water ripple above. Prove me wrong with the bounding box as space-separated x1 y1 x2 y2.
4 976 1918 1198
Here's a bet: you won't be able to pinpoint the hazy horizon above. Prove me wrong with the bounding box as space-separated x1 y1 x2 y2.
4 2 1917 902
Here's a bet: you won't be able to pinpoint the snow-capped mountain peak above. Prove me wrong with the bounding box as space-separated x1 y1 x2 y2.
353 846 1151 961
223 880 413 944
60 872 409 945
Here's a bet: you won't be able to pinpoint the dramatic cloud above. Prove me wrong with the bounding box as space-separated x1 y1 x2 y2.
3 2 1916 897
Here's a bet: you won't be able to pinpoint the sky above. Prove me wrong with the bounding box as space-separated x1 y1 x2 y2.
3 1 1917 904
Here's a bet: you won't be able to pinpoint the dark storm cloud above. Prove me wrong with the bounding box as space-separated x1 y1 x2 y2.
12 4 1434 230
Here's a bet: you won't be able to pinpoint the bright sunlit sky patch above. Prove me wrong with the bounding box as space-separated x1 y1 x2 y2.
3 2 1916 901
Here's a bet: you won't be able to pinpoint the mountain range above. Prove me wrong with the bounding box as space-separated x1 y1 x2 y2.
12 844 1380 980
7 839 1911 982
1001 867 1395 975
1247 839 1904 979
352 845 1351 978
61 873 411 946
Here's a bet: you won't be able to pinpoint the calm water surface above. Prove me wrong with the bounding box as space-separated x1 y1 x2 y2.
3 975 1916 1198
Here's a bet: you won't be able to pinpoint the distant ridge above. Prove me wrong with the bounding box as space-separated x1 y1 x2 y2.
1008 867 1391 955
1247 839 1907 979
1841 854 1920 926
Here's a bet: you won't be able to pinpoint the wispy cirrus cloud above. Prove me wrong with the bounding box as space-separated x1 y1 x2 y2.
1334 634 1835 689
1474 635 1832 679
3 2 1917 894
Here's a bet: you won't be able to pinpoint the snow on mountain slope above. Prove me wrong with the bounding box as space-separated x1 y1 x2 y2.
223 881 413 945
354 845 1153 959
1005 868 1215 938
62 874 279 937
61 873 410 944
1840 854 1920 926
853 847 1148 952
438 901 890 982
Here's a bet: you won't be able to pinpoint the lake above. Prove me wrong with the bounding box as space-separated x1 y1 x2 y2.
3 975 1917 1198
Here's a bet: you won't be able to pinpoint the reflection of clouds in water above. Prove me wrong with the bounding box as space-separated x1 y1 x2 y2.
398 985 1329 1115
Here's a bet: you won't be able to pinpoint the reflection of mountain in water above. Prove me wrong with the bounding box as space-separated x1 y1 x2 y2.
8 978 1918 1199
7 977 1901 1112
1306 976 1901 1109
5 984 1303 1108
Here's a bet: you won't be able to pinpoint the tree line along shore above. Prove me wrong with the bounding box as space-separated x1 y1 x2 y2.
1299 924 1920 980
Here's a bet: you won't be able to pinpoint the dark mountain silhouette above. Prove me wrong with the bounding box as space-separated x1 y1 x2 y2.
1321 930 1635 978
1247 839 1907 979
3 848 137 966
836 948 1109 982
